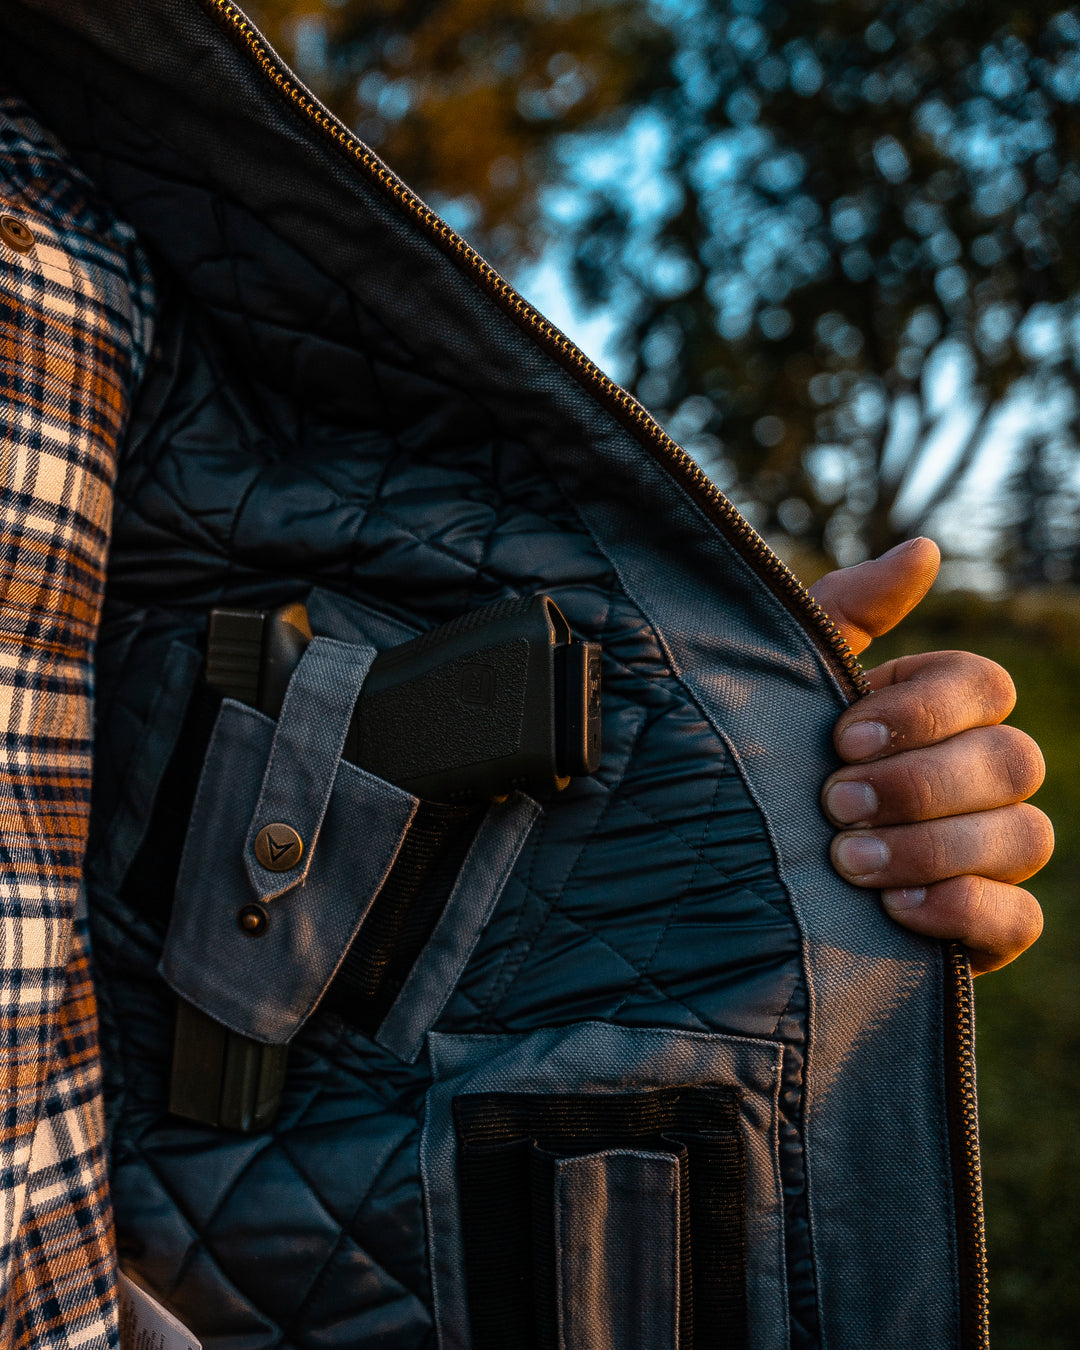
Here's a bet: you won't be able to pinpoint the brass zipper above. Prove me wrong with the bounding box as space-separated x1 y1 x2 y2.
945 942 991 1348
201 0 869 701
197 4 987 1343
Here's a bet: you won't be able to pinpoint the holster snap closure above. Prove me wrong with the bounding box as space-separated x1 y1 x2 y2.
243 637 373 902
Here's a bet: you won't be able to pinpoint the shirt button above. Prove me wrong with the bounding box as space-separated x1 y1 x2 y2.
0 215 36 254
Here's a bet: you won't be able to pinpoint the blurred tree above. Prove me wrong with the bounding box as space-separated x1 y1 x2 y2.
245 0 1080 574
245 0 670 257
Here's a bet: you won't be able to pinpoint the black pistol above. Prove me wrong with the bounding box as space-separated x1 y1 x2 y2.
209 592 602 802
169 594 601 1130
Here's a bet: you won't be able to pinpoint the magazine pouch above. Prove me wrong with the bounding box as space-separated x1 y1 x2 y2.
422 1022 788 1350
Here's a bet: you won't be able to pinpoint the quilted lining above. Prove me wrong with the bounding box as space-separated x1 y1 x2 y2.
3 38 824 1350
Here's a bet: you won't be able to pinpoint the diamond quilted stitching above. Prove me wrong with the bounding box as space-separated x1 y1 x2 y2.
83 102 810 1347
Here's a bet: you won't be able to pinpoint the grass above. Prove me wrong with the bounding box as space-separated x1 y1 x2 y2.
868 590 1080 1349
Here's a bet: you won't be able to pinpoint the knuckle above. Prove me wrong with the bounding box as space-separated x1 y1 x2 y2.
931 874 996 947
1021 805 1056 869
988 878 1043 956
1010 887 1045 952
988 726 1046 800
980 658 1017 718
894 756 944 818
952 651 1016 715
923 819 956 881
907 756 939 815
902 659 1000 744
929 875 1044 972
934 651 1016 725
888 688 940 747
997 804 1054 878
955 873 992 924
960 876 1042 954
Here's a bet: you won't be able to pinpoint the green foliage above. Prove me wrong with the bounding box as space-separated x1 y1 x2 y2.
870 592 1080 1348
562 1 1080 566
247 0 1080 574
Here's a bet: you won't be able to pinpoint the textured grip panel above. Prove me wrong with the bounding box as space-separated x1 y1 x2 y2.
404 596 538 658
357 639 530 787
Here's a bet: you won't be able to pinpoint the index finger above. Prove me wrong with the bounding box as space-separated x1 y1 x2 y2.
834 650 1017 762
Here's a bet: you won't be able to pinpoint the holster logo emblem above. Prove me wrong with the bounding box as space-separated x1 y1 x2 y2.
254 822 304 872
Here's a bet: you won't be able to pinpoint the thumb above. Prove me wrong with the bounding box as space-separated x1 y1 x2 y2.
809 537 941 656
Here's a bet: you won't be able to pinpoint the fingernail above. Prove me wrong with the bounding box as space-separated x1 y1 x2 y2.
835 834 890 878
882 886 927 912
824 780 878 825
839 721 890 760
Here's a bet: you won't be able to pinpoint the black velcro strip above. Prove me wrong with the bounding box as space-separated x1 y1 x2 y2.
318 799 482 1029
458 1138 536 1348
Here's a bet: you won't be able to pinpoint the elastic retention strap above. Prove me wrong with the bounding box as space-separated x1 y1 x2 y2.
452 1086 747 1350
318 798 483 1029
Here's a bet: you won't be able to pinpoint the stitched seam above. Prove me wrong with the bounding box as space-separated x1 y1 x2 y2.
538 906 712 1030
276 1131 424 1342
608 763 725 1019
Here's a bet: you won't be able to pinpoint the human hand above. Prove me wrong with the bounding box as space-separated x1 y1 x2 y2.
809 538 1051 974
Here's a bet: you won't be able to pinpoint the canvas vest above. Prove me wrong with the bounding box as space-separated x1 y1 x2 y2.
0 2 986 1347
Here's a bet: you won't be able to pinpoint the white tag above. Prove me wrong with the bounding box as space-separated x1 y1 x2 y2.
118 1272 201 1350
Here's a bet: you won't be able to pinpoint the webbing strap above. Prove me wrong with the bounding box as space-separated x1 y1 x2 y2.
242 637 374 902
453 1086 747 1350
552 1148 685 1350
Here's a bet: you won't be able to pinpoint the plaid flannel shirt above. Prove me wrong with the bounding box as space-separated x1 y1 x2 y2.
0 94 155 1348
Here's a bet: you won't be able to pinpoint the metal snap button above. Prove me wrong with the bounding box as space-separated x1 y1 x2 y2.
254 822 303 872
0 216 35 254
238 903 269 936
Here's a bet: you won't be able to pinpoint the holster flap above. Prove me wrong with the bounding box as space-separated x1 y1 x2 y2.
160 638 418 1043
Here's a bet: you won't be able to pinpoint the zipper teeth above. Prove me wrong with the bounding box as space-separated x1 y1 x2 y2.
202 0 869 700
948 942 990 1348
201 4 986 1340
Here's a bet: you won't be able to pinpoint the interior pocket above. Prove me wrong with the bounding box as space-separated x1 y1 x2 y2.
454 1086 746 1350
422 1022 788 1350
